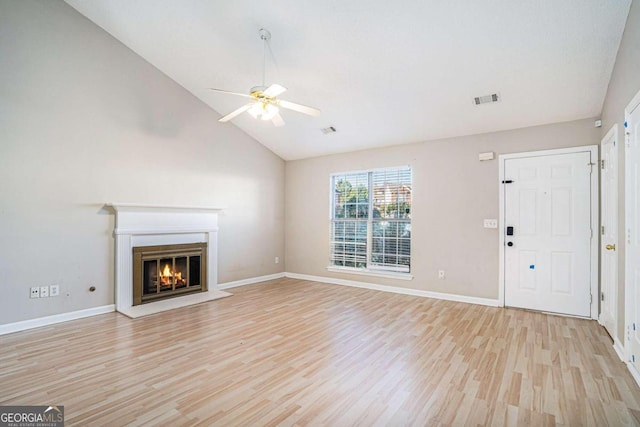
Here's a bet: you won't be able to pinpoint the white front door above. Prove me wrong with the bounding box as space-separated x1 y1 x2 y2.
626 91 640 371
600 125 619 339
503 151 593 317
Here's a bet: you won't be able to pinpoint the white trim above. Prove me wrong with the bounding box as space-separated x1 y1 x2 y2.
614 338 625 362
498 145 599 319
326 266 413 281
285 272 499 307
114 227 219 235
624 88 640 375
627 88 640 117
627 363 640 388
0 305 115 336
106 203 224 213
602 123 620 147
498 157 506 307
499 146 597 160
329 165 412 177
599 124 619 341
218 272 286 290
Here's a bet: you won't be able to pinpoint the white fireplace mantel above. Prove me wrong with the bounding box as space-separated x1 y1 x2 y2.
107 203 230 318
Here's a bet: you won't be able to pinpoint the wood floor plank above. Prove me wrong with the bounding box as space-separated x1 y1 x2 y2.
1 277 639 426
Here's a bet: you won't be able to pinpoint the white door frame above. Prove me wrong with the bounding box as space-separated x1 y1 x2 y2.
599 124 619 342
498 145 599 319
625 88 640 370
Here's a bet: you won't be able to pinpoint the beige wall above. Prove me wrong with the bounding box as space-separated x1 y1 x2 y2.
2 0 634 327
600 0 640 344
286 119 600 300
0 0 285 324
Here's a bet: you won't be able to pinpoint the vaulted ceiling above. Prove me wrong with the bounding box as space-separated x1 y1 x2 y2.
65 0 631 160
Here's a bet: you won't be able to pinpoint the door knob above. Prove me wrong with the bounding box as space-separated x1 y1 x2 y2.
606 244 616 251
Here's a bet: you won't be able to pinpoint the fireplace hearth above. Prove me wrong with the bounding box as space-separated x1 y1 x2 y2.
133 243 207 305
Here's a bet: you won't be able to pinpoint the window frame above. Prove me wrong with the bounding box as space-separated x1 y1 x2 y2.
328 166 413 280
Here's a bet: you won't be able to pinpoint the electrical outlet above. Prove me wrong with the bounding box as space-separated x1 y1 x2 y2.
30 287 40 298
275 257 280 264
438 270 445 279
40 286 49 297
50 285 60 297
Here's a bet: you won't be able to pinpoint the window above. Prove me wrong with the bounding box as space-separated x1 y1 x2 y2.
330 167 412 275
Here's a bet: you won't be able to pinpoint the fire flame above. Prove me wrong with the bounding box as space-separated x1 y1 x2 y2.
159 263 182 284
162 264 171 277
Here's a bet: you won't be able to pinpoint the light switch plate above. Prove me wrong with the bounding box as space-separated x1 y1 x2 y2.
50 285 60 297
484 219 498 228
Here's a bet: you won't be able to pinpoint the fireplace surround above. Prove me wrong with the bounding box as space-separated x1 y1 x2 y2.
107 203 230 318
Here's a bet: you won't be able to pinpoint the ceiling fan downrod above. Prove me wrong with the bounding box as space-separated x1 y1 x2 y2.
258 28 271 88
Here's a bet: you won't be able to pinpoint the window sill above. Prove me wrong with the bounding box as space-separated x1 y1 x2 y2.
326 266 414 281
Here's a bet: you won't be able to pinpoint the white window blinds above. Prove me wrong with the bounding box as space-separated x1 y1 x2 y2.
330 167 412 274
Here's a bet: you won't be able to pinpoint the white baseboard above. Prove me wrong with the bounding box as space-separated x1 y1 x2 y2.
0 272 287 335
614 338 626 362
0 305 115 336
284 272 500 307
0 271 500 335
628 362 640 388
218 272 286 290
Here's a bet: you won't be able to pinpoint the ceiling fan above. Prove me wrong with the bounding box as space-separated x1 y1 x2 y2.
209 29 320 127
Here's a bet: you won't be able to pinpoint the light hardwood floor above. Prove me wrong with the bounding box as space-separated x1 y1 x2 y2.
1 278 640 426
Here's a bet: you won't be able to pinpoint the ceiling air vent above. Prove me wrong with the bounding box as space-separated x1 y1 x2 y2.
474 93 500 106
321 126 336 134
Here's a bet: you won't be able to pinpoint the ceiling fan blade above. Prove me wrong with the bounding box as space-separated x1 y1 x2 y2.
278 99 321 117
272 112 285 127
218 103 253 122
263 84 287 98
208 88 253 99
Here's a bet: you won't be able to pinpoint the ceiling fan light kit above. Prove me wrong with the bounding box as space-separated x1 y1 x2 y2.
209 28 320 127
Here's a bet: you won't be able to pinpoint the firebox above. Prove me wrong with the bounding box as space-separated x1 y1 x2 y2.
132 243 207 305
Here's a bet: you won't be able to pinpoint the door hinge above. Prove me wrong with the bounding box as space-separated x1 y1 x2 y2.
601 292 605 302
602 226 605 235
590 293 593 304
601 160 605 169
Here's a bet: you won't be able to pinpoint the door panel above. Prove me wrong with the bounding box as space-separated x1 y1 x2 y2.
504 152 592 316
551 187 572 235
550 251 572 294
